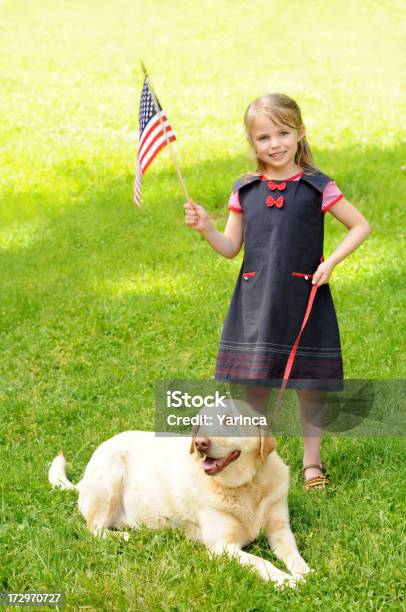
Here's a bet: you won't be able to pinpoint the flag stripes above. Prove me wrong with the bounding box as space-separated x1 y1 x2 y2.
134 77 176 207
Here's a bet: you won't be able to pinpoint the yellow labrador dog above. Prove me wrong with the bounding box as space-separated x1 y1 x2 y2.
49 400 310 587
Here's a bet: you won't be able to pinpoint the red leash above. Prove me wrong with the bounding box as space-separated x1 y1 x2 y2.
273 256 324 416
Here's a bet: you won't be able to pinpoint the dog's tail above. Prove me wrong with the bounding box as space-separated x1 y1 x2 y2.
48 452 77 490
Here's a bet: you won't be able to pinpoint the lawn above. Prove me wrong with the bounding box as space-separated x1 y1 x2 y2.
0 0 405 610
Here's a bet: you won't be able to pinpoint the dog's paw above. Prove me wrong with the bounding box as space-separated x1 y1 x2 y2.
287 554 311 578
277 574 298 589
269 568 298 589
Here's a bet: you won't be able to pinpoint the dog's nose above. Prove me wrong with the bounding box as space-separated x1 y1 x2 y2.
195 437 210 453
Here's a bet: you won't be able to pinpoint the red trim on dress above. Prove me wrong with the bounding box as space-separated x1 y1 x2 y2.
322 194 344 214
228 206 243 213
292 272 313 279
260 170 304 182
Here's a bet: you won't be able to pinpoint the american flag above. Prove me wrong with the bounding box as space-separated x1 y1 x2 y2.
134 77 176 206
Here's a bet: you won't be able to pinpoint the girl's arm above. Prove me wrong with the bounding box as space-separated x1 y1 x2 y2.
184 200 243 259
312 198 371 286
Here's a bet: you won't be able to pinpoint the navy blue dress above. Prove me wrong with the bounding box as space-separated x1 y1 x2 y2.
214 170 344 391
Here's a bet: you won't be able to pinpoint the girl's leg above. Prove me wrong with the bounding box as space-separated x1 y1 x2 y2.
245 385 272 417
296 389 325 480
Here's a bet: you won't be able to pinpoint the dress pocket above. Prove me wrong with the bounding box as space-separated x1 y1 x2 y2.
292 271 313 281
241 268 265 341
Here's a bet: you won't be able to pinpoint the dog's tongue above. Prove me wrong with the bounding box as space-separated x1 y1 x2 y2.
201 456 222 474
201 451 240 475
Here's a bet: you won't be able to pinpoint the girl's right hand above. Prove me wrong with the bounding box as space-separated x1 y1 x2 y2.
184 200 212 234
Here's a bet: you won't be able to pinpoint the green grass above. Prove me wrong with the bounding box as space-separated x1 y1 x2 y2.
1 0 405 610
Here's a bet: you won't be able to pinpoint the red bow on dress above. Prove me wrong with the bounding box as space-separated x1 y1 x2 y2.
266 195 284 208
268 181 287 191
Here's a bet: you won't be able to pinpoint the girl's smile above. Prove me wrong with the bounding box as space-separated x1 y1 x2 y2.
249 114 304 177
270 151 286 159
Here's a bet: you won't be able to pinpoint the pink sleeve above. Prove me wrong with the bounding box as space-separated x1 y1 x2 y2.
321 181 344 213
228 191 243 213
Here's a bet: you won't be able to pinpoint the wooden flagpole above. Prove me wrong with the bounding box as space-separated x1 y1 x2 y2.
140 60 191 202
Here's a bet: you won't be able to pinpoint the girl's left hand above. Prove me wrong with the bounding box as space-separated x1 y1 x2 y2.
311 260 335 287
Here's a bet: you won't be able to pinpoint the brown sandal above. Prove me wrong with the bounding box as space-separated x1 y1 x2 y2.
303 463 330 491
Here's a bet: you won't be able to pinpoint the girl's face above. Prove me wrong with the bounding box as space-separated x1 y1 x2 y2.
249 113 304 174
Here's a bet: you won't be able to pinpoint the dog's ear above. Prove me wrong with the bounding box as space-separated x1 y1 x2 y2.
259 428 277 460
189 424 200 454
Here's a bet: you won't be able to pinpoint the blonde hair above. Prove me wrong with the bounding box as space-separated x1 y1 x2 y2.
244 93 318 175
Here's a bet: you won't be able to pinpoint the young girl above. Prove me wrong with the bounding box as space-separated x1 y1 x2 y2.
184 93 371 490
